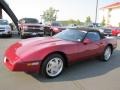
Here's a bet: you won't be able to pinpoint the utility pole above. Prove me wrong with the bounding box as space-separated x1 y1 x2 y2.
40 15 43 23
54 9 59 21
0 6 2 19
95 0 99 23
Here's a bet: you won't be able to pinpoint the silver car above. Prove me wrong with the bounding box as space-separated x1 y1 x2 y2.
0 19 12 37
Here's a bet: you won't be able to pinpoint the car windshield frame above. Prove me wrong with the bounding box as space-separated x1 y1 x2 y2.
54 29 87 42
0 20 9 25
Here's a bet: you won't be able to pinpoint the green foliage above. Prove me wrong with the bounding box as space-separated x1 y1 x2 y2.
76 19 81 25
42 7 59 23
101 17 106 26
118 22 120 27
85 16 92 25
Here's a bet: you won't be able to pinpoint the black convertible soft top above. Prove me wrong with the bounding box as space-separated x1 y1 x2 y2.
78 27 105 39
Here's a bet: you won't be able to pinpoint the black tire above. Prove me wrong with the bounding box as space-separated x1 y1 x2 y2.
20 34 23 39
8 34 12 37
100 46 112 61
41 54 65 78
18 31 20 35
20 33 25 39
40 35 44 37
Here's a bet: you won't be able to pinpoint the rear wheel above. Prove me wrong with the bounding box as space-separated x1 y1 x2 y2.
41 54 64 78
100 46 112 61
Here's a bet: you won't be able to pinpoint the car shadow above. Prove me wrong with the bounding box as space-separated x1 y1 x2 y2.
27 49 120 82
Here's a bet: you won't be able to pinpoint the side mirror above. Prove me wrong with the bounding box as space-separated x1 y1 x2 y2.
83 38 92 44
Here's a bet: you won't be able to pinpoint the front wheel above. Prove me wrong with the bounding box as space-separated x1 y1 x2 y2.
100 46 112 61
41 54 64 78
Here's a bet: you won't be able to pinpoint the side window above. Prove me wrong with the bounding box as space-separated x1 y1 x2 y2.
85 32 101 42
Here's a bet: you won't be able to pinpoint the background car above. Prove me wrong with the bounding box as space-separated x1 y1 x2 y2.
111 27 120 36
88 23 102 28
98 28 112 36
18 18 44 38
4 29 117 78
0 19 12 37
44 21 66 36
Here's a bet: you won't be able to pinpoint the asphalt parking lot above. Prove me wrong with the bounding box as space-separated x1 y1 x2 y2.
0 33 120 90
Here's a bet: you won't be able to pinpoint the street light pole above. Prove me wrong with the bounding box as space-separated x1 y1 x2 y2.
54 9 59 21
95 0 99 23
40 15 43 23
0 6 2 19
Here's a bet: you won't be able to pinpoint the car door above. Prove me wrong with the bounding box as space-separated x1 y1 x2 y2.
77 32 103 61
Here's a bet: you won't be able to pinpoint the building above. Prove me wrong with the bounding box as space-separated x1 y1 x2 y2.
100 2 120 27
0 6 2 19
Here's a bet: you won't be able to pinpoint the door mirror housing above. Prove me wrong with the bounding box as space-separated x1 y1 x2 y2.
83 38 92 44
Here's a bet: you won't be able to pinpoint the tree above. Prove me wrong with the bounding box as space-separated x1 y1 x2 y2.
76 19 81 25
118 22 120 27
68 19 75 24
85 16 92 25
42 7 59 23
101 17 106 26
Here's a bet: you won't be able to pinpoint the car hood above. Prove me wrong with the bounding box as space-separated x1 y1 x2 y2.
19 37 62 46
6 37 63 59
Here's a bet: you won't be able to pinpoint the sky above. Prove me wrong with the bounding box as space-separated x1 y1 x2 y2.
3 0 120 22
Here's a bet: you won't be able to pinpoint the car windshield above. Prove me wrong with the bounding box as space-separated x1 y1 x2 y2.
23 18 39 23
54 30 86 41
51 22 61 26
0 20 9 25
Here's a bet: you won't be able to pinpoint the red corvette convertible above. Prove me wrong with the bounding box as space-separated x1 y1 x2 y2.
4 29 117 78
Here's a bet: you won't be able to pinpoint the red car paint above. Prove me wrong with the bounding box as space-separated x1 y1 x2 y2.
52 27 62 33
4 31 117 73
44 22 65 35
111 27 120 36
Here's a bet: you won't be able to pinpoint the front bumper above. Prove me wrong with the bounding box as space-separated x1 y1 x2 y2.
22 31 44 37
103 33 112 36
0 31 12 36
4 57 40 73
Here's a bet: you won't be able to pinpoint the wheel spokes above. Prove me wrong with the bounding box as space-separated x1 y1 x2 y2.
104 47 111 60
46 57 63 77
